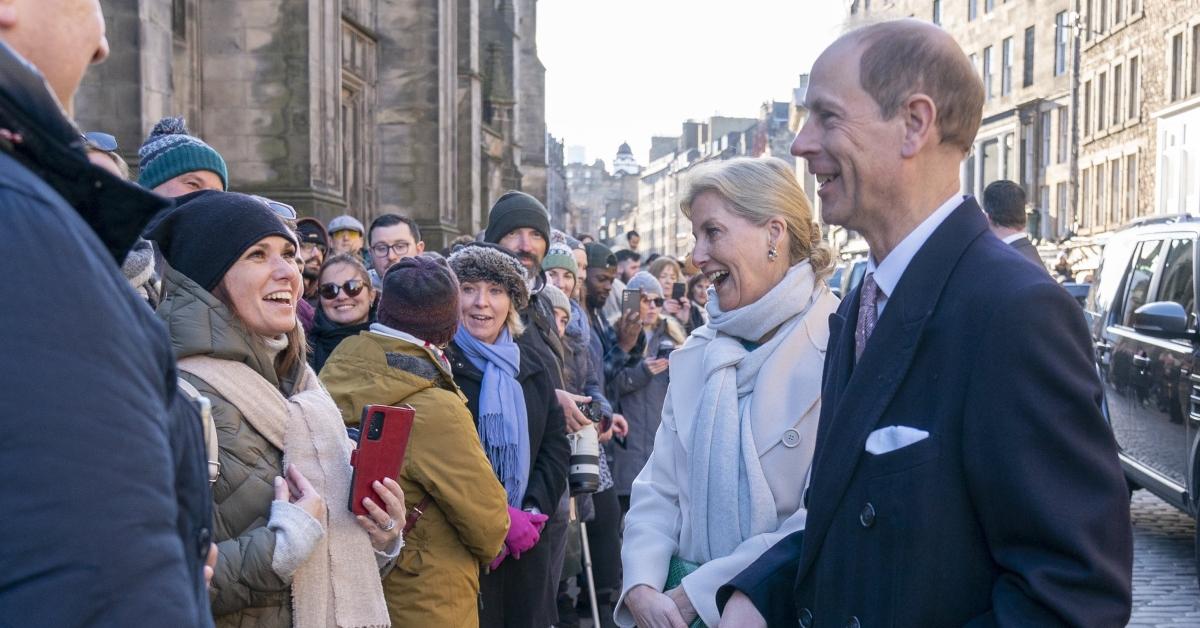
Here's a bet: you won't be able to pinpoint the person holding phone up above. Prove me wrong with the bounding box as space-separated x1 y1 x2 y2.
608 272 686 513
647 257 691 331
149 191 404 628
320 255 509 627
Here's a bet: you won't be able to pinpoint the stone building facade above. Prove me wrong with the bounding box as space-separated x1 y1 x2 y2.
75 0 548 249
850 0 1075 241
565 144 639 241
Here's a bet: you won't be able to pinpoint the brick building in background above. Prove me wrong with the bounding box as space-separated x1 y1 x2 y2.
75 0 550 248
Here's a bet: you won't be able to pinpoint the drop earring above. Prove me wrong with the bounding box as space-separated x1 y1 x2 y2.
768 243 779 262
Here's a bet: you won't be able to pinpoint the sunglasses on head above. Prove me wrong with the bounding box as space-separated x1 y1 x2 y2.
83 131 118 152
319 279 366 300
250 195 297 220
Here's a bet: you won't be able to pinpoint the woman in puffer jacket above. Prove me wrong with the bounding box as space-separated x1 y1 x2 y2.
149 190 405 628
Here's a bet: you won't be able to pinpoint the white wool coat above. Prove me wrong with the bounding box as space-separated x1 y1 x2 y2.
615 289 838 627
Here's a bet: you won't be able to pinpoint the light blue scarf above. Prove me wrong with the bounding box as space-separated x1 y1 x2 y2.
454 324 530 507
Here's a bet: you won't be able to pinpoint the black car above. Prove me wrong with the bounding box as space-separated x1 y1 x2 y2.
1085 215 1200 576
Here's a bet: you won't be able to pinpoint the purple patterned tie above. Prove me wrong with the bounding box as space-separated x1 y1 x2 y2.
855 272 879 361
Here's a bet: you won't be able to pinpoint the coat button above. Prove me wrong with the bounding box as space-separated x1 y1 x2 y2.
782 428 802 448
859 503 876 528
197 526 212 559
798 607 813 627
846 616 861 628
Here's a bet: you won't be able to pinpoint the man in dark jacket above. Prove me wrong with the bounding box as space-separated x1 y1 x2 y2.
719 20 1131 627
983 179 1046 270
0 5 214 626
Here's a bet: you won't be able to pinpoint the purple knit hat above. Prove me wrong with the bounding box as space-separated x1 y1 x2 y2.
377 255 460 346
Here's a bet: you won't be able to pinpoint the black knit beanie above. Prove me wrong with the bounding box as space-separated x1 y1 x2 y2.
145 189 298 292
484 190 551 245
377 255 461 346
447 243 530 310
584 242 617 270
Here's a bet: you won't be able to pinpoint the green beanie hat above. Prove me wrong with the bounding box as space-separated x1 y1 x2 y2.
138 117 229 191
541 244 578 277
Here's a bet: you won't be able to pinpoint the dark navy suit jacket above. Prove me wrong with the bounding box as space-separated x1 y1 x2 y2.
720 199 1132 627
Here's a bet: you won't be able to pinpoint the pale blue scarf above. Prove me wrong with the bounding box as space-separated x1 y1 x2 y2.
454 324 530 507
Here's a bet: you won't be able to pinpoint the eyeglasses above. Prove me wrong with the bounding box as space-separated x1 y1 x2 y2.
250 195 297 220
300 241 328 256
318 279 366 300
645 297 665 307
371 242 412 257
83 131 117 152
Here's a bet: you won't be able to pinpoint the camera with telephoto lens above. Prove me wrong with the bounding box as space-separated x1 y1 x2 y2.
567 401 603 494
576 400 603 423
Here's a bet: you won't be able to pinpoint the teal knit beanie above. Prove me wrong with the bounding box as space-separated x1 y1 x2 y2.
137 117 228 191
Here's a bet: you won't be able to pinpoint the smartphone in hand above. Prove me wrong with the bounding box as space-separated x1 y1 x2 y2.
348 404 415 516
672 282 686 300
621 289 642 316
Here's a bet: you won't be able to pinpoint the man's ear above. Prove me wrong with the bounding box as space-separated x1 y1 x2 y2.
416 241 426 254
900 93 938 159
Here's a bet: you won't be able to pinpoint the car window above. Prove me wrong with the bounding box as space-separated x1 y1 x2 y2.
1119 239 1163 327
1156 237 1195 330
1088 237 1135 319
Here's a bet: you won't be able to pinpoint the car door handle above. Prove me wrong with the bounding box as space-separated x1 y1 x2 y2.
1132 354 1152 366
1095 340 1113 353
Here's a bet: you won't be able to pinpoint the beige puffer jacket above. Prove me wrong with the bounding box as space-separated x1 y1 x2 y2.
158 267 300 628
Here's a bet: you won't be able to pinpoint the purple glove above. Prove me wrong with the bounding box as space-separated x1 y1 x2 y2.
505 506 549 559
488 543 510 571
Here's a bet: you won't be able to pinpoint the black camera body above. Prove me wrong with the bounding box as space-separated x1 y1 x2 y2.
576 400 603 423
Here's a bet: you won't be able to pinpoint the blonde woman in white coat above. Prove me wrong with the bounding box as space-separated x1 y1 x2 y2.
617 157 838 628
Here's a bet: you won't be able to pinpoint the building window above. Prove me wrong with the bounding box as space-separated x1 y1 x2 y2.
1040 110 1051 167
1172 32 1184 102
1126 153 1137 219
1096 162 1105 227
1113 63 1122 125
1110 160 1120 224
1002 38 1013 96
1098 0 1107 35
981 138 1001 189
1057 106 1069 163
1192 24 1200 96
932 0 941 25
969 0 977 21
1114 0 1123 24
1024 26 1037 87
1128 56 1139 119
1130 0 1139 13
1039 185 1050 236
1085 0 1093 41
983 46 993 100
1097 72 1107 132
1083 80 1092 136
1054 13 1068 76
1081 169 1091 227
1057 182 1068 233
985 0 994 13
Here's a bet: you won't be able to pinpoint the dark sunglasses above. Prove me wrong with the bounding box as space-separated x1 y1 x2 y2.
319 279 366 300
647 297 665 307
250 195 297 220
83 131 118 152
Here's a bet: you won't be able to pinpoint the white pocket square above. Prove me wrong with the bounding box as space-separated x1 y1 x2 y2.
866 426 929 455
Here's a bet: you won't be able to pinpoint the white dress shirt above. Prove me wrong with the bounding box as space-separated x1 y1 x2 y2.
1001 232 1028 245
865 194 965 318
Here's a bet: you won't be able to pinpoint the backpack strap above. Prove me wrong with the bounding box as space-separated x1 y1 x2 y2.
176 376 220 484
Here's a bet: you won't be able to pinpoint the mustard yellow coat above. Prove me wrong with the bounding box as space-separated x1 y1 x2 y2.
320 333 509 627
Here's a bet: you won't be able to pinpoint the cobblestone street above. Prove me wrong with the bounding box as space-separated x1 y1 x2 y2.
1128 490 1199 626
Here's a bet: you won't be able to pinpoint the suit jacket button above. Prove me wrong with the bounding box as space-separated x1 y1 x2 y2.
798 607 813 627
859 502 876 528
846 616 861 628
782 428 802 448
197 526 212 559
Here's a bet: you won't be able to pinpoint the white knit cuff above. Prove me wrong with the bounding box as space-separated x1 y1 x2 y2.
268 500 325 579
375 533 404 567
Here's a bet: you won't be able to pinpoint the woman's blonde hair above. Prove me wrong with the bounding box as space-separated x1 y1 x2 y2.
647 257 682 285
680 156 834 280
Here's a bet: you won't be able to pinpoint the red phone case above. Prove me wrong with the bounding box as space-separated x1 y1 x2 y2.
348 404 415 516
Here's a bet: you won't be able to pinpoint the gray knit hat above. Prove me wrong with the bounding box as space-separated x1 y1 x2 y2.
626 271 665 298
447 243 530 310
138 117 228 191
541 283 571 316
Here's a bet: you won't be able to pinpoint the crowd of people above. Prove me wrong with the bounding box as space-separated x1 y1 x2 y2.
2 2 1139 628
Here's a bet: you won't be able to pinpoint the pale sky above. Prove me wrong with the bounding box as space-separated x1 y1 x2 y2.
538 0 848 167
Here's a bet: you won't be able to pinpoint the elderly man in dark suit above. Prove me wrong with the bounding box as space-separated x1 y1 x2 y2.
983 179 1046 270
717 19 1132 628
